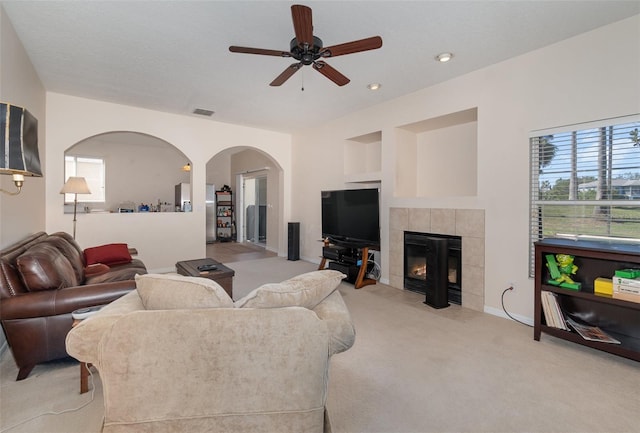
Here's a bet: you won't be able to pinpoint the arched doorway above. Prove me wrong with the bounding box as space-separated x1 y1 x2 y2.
206 147 282 255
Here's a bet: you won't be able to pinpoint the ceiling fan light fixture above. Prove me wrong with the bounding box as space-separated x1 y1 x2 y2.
435 52 453 63
367 83 381 91
229 4 383 87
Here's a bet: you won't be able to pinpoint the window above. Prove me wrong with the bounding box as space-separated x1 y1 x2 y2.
64 156 106 203
529 115 640 277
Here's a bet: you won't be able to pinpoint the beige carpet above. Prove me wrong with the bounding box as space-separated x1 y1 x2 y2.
1 257 639 433
206 241 276 264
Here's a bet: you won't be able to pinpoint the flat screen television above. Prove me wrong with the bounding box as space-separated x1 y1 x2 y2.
321 188 380 248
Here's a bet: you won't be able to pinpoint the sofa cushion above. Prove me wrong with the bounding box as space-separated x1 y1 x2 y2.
50 232 84 259
84 259 147 285
16 243 79 291
135 273 233 310
84 243 132 266
44 236 86 283
234 270 344 309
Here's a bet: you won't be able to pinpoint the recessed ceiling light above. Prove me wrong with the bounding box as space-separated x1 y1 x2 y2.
367 83 381 91
435 52 453 63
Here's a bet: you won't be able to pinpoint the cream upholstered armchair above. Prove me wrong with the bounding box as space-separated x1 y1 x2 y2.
66 270 355 433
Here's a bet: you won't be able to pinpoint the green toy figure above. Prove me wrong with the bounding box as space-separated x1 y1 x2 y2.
555 254 578 284
545 253 581 290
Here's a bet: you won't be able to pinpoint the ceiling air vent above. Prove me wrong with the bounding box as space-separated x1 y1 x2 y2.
192 108 215 117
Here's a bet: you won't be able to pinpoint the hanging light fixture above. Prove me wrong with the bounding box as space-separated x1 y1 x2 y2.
0 103 42 195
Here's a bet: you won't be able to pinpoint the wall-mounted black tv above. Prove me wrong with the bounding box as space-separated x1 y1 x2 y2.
321 188 380 248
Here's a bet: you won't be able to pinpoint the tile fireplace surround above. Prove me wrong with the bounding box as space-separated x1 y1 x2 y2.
389 208 485 311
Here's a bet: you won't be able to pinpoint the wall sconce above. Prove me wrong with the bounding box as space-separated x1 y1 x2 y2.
60 176 91 239
0 103 43 195
182 163 191 172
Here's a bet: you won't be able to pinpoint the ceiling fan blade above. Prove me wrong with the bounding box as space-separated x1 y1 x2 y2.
270 63 303 86
291 4 314 47
229 46 291 57
321 36 383 58
313 61 350 86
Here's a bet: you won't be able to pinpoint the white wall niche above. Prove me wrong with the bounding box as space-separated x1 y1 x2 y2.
396 108 478 198
344 130 382 183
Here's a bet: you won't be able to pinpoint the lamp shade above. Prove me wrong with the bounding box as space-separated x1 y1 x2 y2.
0 103 42 177
60 177 91 194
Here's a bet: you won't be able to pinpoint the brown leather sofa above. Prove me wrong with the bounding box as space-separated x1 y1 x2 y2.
0 231 147 380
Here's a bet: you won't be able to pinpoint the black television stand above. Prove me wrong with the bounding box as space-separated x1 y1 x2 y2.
318 240 376 289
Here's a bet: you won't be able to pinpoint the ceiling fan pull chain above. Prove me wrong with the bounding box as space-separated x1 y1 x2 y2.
301 69 305 92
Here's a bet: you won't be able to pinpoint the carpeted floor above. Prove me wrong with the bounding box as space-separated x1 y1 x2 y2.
1 257 639 433
206 241 276 264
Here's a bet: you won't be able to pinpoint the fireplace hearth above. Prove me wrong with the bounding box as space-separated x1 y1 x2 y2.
404 231 462 308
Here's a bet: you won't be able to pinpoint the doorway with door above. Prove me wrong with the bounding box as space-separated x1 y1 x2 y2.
242 175 267 246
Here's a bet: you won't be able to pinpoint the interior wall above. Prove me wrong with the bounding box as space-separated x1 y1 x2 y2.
206 151 232 191
291 15 640 322
44 93 292 272
416 121 477 197
0 5 46 248
0 5 47 353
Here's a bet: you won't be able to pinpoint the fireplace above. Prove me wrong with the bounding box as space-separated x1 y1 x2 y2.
404 231 462 308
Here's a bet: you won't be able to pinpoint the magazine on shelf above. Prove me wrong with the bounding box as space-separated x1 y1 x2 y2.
541 291 568 330
541 291 556 328
566 318 621 344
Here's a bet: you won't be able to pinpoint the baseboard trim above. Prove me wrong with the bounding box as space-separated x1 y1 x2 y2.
484 305 534 326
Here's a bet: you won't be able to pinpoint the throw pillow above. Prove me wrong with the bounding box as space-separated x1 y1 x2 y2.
135 273 233 310
84 243 132 266
234 269 345 309
17 243 79 291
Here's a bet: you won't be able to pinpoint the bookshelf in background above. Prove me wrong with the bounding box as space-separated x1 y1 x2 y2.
215 190 234 242
534 238 640 362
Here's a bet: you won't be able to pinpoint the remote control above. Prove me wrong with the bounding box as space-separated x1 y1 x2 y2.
72 305 106 320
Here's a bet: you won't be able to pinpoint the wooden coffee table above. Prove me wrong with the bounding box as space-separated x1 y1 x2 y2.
175 258 235 299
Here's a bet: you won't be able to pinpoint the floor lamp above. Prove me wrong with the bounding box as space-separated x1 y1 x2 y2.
60 177 91 239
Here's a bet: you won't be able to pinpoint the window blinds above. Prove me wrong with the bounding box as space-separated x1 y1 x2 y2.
529 116 640 276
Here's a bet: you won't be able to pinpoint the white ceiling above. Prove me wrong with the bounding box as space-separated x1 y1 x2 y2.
3 1 639 134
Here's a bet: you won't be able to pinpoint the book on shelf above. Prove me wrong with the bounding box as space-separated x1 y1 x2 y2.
612 291 640 303
541 291 553 327
613 277 640 295
541 290 555 327
541 291 568 331
566 318 621 344
550 292 568 331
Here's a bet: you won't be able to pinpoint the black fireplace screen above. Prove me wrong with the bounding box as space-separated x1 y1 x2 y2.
404 232 462 305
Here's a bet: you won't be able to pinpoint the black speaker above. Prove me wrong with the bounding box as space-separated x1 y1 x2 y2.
288 222 300 261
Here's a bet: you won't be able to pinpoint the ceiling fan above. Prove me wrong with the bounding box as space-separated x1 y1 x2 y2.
229 4 383 87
